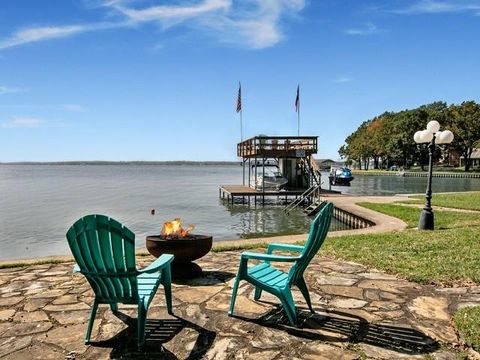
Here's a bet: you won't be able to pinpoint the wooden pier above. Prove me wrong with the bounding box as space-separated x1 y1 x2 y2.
219 185 339 206
219 185 306 205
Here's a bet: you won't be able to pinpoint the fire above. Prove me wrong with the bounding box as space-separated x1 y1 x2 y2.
161 218 195 239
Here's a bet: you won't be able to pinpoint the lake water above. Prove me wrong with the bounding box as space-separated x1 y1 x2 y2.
1 164 480 260
325 172 480 195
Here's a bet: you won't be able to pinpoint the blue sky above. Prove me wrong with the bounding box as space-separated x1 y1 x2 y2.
1 0 479 162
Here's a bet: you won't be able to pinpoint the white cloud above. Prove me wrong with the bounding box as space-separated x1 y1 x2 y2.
0 86 25 95
393 0 480 15
197 0 305 49
0 0 305 51
0 22 124 50
0 25 87 50
344 22 378 36
333 76 353 84
109 0 306 49
112 0 231 22
0 117 46 129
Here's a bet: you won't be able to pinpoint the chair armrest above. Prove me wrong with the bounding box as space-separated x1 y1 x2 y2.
267 243 304 254
138 254 174 273
241 251 300 262
73 264 80 273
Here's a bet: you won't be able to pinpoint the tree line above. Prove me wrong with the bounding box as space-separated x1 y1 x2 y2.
339 101 480 171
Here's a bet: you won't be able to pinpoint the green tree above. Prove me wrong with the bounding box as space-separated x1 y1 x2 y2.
338 101 452 170
448 101 480 171
366 115 389 169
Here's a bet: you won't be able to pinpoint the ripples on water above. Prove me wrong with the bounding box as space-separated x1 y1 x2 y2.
1 165 479 260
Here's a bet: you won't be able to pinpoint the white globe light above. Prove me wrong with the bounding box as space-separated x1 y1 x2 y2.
420 130 433 143
436 131 445 144
414 131 423 143
439 130 454 144
427 120 441 133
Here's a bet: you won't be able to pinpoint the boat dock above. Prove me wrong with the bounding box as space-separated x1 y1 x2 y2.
219 185 339 205
219 185 306 205
220 135 340 208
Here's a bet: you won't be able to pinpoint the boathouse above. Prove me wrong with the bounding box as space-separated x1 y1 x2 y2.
219 135 322 205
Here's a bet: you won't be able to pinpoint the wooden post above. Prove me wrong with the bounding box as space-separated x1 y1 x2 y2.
262 157 265 206
242 158 246 186
254 156 257 190
248 158 251 188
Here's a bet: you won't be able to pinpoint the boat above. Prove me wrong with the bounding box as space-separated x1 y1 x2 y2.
329 167 354 186
250 162 288 191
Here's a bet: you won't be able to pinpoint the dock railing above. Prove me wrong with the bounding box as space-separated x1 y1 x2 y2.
284 184 321 215
238 136 318 158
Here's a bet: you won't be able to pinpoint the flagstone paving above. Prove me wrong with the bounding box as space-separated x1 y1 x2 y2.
1 251 480 359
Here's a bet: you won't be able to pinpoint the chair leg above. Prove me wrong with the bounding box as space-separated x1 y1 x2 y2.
254 287 262 301
110 303 118 312
137 300 147 350
85 299 99 344
163 267 173 315
228 274 241 316
297 277 314 313
279 289 297 326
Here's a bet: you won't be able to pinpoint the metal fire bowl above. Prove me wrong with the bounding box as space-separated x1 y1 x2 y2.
146 234 213 264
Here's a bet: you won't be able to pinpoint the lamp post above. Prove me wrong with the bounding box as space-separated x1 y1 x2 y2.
414 121 454 230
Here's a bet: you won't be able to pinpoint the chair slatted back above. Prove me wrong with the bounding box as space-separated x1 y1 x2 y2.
66 214 139 304
289 202 333 285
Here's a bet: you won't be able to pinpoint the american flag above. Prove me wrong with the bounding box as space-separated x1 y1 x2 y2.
295 84 300 112
236 83 242 113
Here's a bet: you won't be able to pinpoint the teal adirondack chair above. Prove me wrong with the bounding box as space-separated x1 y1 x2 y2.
66 214 174 349
228 202 333 326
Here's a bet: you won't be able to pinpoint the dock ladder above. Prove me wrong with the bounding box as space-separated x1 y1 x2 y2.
284 184 324 215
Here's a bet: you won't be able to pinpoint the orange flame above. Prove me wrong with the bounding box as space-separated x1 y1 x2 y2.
161 218 195 239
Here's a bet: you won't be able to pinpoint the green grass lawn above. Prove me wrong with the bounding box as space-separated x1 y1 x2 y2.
453 307 480 351
320 200 480 286
357 202 480 228
214 199 480 286
321 227 480 285
402 192 480 212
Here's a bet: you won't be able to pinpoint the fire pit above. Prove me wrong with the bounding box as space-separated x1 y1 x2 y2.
146 218 212 278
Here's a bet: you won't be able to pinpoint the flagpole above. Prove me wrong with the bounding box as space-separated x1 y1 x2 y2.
238 82 243 142
240 108 243 142
237 81 244 185
297 100 300 136
296 84 300 136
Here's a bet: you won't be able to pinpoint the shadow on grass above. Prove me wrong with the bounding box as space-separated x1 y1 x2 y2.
90 311 216 359
232 307 439 356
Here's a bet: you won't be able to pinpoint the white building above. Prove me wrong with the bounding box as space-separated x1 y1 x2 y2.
460 148 480 168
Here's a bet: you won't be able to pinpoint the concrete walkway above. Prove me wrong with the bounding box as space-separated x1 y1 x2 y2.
1 251 479 359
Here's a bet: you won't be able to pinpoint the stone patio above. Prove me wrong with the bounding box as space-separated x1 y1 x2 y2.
1 251 480 359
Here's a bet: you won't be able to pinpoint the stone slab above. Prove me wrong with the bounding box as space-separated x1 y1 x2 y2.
408 296 450 321
0 336 32 358
13 310 49 322
0 309 16 321
319 285 364 299
3 322 53 337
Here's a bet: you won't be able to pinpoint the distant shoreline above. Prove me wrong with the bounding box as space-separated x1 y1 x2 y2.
0 161 241 166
